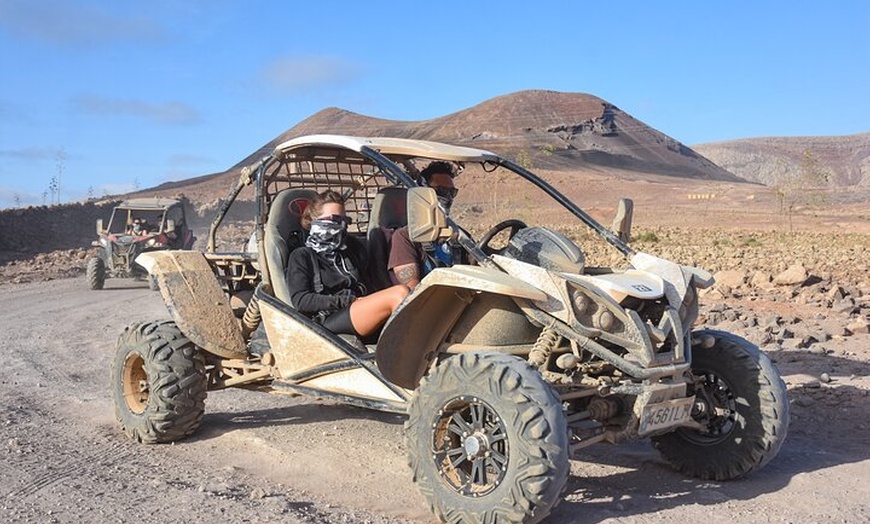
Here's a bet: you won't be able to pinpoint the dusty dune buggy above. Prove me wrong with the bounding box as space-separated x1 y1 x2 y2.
113 135 788 524
87 197 195 290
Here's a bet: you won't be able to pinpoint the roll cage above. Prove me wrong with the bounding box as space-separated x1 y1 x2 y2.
205 135 635 297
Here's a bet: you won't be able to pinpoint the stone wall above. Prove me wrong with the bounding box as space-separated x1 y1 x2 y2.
0 201 120 253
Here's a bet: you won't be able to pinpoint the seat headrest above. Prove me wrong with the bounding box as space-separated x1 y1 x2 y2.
268 189 316 243
369 186 408 230
265 188 318 303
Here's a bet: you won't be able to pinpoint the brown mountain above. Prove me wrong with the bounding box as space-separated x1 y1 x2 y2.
141 90 747 206
227 90 740 182
693 133 870 188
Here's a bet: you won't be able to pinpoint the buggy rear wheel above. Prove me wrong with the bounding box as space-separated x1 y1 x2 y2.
406 352 569 524
111 320 207 443
86 256 105 290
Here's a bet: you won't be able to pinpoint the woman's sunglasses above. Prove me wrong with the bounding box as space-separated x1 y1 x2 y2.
316 214 352 226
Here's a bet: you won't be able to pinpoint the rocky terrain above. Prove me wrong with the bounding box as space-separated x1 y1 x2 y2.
2 219 869 524
2 179 869 524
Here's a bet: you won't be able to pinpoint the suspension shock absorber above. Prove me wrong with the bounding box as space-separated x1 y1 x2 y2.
529 325 561 369
240 292 261 341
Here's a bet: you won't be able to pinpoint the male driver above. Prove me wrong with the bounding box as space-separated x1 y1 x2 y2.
388 161 458 289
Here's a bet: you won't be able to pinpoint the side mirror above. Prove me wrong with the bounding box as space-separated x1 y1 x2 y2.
96 219 104 235
406 187 452 243
612 198 633 243
165 219 175 232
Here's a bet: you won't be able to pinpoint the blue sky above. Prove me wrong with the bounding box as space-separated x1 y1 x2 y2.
0 1 867 208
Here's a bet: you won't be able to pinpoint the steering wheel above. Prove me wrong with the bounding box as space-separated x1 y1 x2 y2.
476 219 527 255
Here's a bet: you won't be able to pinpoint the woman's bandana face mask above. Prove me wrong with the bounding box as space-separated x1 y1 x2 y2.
306 215 350 254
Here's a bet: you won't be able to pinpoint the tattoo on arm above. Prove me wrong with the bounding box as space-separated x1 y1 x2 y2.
394 264 420 286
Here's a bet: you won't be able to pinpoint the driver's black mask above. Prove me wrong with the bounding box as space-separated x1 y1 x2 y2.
433 186 458 212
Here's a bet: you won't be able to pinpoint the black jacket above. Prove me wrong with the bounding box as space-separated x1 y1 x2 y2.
285 237 370 316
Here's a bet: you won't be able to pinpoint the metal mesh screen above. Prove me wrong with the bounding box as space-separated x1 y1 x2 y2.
262 149 397 233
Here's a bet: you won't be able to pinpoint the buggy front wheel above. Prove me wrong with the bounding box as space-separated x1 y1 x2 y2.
652 330 789 480
405 352 569 524
86 256 105 290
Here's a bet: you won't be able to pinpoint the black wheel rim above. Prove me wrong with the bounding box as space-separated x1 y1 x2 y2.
680 371 738 444
431 396 509 496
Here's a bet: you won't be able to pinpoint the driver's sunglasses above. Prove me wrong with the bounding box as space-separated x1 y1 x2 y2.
317 214 352 226
433 186 459 199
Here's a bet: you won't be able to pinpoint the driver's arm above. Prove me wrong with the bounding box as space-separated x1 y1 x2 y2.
393 263 420 289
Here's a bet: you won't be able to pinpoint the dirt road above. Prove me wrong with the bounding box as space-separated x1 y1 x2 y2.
2 276 868 523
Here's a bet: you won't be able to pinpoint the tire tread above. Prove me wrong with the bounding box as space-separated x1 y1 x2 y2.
652 330 789 480
406 352 568 524
112 320 207 444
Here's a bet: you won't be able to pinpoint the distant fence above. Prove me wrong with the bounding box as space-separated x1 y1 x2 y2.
687 193 717 200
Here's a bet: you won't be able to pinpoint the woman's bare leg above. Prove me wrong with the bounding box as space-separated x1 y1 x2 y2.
348 284 409 336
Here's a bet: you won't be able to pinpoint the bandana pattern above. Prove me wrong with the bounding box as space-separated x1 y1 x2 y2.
306 219 347 255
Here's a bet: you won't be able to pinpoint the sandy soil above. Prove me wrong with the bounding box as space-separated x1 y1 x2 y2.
1 267 868 524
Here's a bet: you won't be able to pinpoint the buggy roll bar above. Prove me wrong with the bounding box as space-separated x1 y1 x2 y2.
496 158 636 258
205 141 637 290
206 160 260 253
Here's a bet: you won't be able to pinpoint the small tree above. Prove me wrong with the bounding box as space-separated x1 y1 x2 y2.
48 176 59 206
770 150 831 231
515 150 533 170
54 148 66 204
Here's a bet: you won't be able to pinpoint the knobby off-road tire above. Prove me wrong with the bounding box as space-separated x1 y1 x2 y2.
148 274 159 291
406 352 569 524
86 256 105 290
652 330 789 480
112 320 207 444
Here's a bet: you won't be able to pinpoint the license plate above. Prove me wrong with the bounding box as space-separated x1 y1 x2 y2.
639 397 695 435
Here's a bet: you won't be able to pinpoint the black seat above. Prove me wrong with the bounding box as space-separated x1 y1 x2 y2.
264 188 318 303
366 187 407 291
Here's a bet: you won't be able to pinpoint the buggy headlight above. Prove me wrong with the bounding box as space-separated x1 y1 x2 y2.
145 238 164 248
571 289 593 316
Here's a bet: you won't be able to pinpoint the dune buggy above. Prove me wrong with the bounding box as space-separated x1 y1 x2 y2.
87 197 195 290
113 135 788 524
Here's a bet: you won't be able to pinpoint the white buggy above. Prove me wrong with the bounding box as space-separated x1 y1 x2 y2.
112 135 788 524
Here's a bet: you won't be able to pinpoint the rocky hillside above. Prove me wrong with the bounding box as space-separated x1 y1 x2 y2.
693 133 870 188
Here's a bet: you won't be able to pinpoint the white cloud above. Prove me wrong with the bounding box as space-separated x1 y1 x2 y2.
0 146 63 161
0 0 164 46
70 94 202 125
260 55 363 93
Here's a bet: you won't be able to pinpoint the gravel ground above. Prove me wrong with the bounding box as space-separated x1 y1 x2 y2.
1 226 868 524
